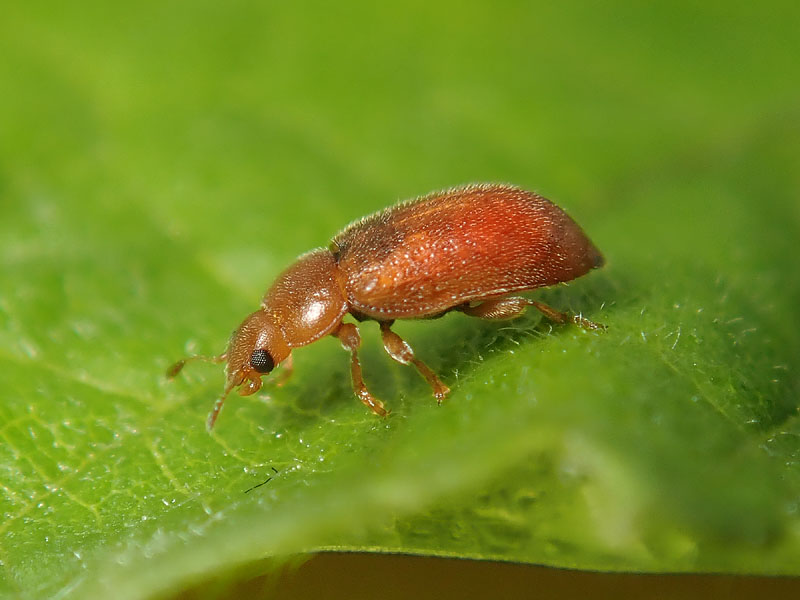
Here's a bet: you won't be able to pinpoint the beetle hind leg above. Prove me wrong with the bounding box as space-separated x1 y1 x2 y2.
456 297 529 320
528 300 605 331
379 321 450 403
334 322 389 416
459 297 605 331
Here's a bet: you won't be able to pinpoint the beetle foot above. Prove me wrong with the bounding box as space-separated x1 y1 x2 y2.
571 314 606 331
433 381 450 404
360 392 389 417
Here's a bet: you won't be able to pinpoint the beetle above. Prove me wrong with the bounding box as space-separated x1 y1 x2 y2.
167 183 605 430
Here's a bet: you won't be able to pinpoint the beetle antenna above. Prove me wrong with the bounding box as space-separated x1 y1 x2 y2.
206 380 236 432
166 353 227 379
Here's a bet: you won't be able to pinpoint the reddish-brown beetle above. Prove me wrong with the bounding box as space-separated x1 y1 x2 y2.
168 184 605 429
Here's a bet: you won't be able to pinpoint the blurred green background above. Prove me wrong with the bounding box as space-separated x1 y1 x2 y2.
1 1 799 599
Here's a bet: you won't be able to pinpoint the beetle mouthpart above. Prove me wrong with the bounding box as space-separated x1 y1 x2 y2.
238 374 263 396
206 380 237 432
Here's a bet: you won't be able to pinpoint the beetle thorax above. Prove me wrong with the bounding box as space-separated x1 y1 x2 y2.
262 249 349 347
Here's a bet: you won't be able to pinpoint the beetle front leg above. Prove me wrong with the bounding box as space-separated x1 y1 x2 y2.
334 322 389 416
379 321 450 404
459 297 605 331
272 353 294 387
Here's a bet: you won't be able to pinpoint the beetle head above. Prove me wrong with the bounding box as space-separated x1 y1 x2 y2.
207 310 290 430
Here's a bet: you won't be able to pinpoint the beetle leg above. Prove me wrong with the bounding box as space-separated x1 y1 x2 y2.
527 300 605 331
334 322 389 416
459 297 605 330
379 321 451 404
457 297 529 320
273 353 294 387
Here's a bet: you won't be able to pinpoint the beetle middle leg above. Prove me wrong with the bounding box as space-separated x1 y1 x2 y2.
379 321 451 403
458 297 605 330
334 322 389 416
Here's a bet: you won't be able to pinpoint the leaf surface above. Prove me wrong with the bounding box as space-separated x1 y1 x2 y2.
1 2 799 598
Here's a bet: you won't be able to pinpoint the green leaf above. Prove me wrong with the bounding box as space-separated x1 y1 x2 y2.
1 1 799 598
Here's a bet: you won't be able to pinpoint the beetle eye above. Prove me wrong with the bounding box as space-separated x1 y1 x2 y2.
249 349 274 373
